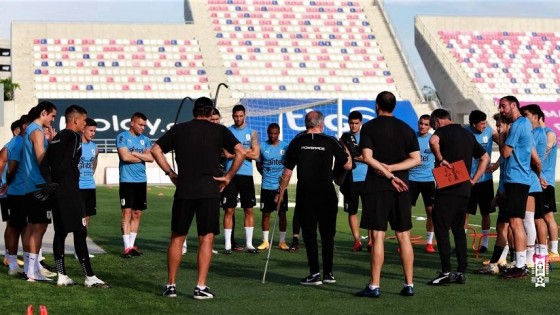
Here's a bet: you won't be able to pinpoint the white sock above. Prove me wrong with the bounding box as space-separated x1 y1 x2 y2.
524 211 536 246
500 244 509 261
538 244 549 256
426 231 434 244
515 251 526 268
404 283 414 288
123 235 130 249
262 231 269 243
224 229 232 250
279 231 286 242
551 240 558 254
23 252 30 274
197 285 207 290
481 230 490 247
129 232 138 247
8 254 18 270
368 284 379 290
35 253 42 272
182 239 187 249
245 227 254 248
28 253 38 276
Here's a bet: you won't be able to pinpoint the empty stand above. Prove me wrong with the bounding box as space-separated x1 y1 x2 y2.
439 30 560 101
208 0 400 99
32 38 209 99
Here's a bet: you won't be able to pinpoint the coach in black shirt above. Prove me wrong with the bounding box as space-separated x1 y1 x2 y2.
427 108 489 286
151 97 246 299
278 111 351 285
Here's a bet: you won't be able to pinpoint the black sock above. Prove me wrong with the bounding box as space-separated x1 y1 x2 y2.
490 245 504 263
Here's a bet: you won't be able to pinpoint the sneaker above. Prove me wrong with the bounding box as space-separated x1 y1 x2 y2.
257 241 270 250
425 244 436 253
278 242 290 250
212 249 218 254
352 241 363 252
40 261 55 272
163 285 177 298
246 248 260 254
289 238 299 252
478 246 488 253
57 274 76 287
8 267 23 277
130 246 143 256
193 286 215 300
427 272 451 285
453 272 466 284
499 266 528 279
123 248 133 258
232 243 244 252
323 273 336 284
356 285 381 298
300 274 322 286
548 252 560 259
475 263 499 275
223 249 233 255
40 267 57 278
182 245 187 255
400 285 414 297
27 272 52 282
85 275 111 288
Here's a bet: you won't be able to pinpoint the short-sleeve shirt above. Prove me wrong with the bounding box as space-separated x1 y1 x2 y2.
409 132 434 182
22 122 47 194
156 119 240 199
260 140 288 190
225 125 255 176
6 136 25 196
467 126 494 183
433 124 486 196
350 133 368 182
79 141 97 189
542 127 557 187
284 132 348 192
529 126 546 193
503 117 533 185
117 131 152 183
360 116 419 192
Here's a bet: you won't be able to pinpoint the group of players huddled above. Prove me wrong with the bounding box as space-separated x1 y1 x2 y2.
2 93 558 300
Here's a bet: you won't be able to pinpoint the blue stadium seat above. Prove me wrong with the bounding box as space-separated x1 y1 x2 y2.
112 61 119 67
164 77 171 82
86 85 94 90
136 39 143 45
41 61 49 66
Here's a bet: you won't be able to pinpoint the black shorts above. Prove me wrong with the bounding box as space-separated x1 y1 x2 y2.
531 192 545 220
360 191 412 232
80 189 97 216
543 186 557 214
504 183 529 219
495 191 509 224
119 182 147 210
260 189 288 213
468 180 495 215
53 191 86 234
6 195 28 229
1 198 9 222
221 175 256 209
343 181 366 215
171 198 220 236
409 181 435 207
24 192 53 224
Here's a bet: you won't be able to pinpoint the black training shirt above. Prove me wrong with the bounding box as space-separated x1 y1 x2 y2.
284 132 348 191
156 119 240 199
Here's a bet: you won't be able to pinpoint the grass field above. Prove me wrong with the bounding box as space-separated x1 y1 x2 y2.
1 185 559 314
